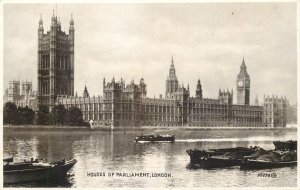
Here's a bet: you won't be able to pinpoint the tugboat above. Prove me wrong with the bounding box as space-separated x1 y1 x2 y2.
134 133 175 142
3 157 77 184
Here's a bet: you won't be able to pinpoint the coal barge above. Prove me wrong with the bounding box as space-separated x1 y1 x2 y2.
186 140 297 170
240 140 297 170
186 147 258 169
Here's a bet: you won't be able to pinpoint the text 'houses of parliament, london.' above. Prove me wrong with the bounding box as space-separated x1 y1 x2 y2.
4 13 295 128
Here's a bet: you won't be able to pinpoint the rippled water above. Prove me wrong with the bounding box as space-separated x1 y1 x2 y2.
3 127 297 188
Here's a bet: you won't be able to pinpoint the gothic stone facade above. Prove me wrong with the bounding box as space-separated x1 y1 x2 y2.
4 80 37 109
57 58 267 127
37 13 74 109
263 95 288 127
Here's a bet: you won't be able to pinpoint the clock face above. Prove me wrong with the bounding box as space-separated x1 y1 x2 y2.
238 81 243 87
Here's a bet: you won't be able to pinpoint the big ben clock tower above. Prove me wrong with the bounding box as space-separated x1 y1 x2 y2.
236 58 250 105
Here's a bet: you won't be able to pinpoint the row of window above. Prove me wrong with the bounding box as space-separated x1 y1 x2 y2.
233 110 262 116
41 81 49 95
191 104 229 109
41 55 50 69
62 102 262 117
83 113 141 121
40 82 69 95
40 55 70 70
82 113 262 123
73 103 141 112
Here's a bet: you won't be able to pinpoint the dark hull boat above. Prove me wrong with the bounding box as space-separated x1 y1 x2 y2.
197 149 260 169
134 134 175 142
240 149 297 170
186 147 257 167
240 159 297 170
4 158 77 184
199 156 242 169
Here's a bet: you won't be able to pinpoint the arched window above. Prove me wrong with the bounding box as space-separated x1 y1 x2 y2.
63 56 66 70
48 81 50 94
44 81 46 94
58 55 61 69
43 55 46 69
42 81 44 94
46 81 48 94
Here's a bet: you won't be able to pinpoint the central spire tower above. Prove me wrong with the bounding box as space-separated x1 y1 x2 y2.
165 56 179 99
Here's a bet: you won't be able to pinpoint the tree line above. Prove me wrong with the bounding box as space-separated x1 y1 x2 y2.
3 102 89 126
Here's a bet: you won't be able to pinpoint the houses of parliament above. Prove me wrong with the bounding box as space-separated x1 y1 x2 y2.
57 55 290 128
5 13 294 128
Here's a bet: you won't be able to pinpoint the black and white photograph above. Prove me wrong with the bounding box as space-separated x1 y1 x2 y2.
1 1 298 188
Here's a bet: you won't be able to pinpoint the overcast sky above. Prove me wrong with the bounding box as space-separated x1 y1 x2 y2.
3 3 297 104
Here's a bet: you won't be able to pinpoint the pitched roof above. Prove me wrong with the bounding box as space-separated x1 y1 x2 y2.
238 57 249 77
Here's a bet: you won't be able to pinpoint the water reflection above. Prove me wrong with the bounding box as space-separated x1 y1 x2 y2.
3 128 297 188
4 176 73 188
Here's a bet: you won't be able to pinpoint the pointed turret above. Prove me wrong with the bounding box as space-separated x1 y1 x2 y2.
165 56 179 98
140 78 147 98
103 77 106 88
169 56 176 78
51 9 57 26
69 14 75 39
70 13 74 25
39 14 43 29
38 14 44 38
197 79 201 89
70 14 74 29
238 57 249 78
196 79 203 99
83 85 89 98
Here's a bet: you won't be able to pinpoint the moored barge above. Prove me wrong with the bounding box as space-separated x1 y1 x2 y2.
186 147 258 167
240 149 297 170
3 158 77 184
187 140 297 170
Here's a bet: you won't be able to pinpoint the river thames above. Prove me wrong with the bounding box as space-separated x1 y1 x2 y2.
3 127 297 188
